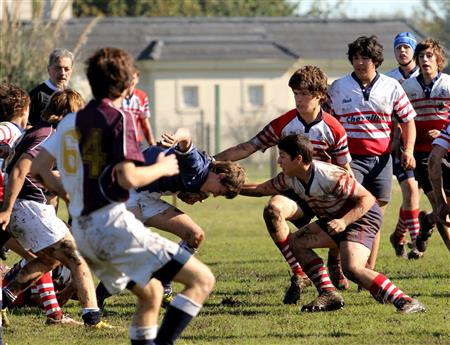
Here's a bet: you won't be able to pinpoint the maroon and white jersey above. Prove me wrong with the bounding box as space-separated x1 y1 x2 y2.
271 160 360 219
250 109 351 166
401 73 450 152
385 66 419 83
5 124 54 203
121 88 151 143
42 99 144 216
433 123 450 151
327 72 416 156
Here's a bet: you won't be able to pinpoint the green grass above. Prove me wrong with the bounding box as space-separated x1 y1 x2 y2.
3 183 450 345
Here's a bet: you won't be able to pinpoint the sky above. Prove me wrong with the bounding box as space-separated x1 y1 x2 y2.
295 0 425 18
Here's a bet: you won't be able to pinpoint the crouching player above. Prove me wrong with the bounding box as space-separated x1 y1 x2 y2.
32 47 215 345
241 134 425 313
96 127 245 307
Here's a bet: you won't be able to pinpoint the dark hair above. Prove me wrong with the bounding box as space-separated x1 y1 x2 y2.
277 134 313 164
85 47 134 100
347 35 384 68
288 65 328 102
209 160 246 199
0 83 30 122
415 38 447 72
41 89 85 124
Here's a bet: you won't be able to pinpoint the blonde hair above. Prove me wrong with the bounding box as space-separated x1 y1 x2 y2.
41 89 84 124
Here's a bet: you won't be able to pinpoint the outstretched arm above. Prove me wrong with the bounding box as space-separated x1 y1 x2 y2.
240 179 279 197
214 141 258 161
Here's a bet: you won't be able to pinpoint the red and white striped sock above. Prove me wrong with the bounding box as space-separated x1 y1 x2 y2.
403 209 420 243
304 258 336 293
275 237 305 276
369 273 412 306
34 272 63 320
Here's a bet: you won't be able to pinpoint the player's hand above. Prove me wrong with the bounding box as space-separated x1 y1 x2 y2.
0 211 11 231
178 191 209 205
401 150 415 170
159 133 177 147
326 218 346 235
427 129 440 140
156 152 179 177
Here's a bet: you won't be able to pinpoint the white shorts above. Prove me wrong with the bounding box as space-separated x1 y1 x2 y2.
126 190 172 221
9 199 69 253
72 203 189 295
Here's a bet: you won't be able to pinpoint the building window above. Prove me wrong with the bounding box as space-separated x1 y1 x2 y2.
182 86 199 108
247 85 264 108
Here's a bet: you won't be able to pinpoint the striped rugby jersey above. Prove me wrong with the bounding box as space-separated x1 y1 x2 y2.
385 66 419 83
271 160 359 219
433 123 450 151
401 73 450 152
250 109 351 166
121 88 151 143
328 72 416 156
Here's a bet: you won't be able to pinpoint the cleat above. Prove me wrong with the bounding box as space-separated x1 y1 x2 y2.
301 290 344 312
162 284 174 308
88 320 114 329
283 274 311 305
396 298 426 314
390 233 406 258
2 308 10 328
328 265 350 290
416 211 433 253
46 314 83 326
407 247 424 260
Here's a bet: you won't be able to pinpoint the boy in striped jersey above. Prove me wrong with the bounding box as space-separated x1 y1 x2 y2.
327 36 417 270
241 134 425 313
402 39 450 258
385 33 421 257
215 66 352 303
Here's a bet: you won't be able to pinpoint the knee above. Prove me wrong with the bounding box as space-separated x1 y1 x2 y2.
263 203 284 231
191 228 205 248
195 265 215 297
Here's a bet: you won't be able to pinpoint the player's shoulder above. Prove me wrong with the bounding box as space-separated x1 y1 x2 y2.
384 68 399 79
321 111 344 129
134 88 148 102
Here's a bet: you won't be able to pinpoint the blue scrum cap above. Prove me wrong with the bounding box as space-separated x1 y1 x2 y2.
393 32 417 51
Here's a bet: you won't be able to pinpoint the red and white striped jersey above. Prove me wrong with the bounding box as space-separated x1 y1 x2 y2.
327 73 416 156
250 109 351 166
385 67 419 83
122 88 151 143
271 160 360 219
433 123 450 151
0 121 24 149
401 73 450 152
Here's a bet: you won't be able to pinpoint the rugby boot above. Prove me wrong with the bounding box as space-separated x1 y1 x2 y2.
162 283 174 308
407 247 424 260
301 290 344 312
395 298 426 314
328 264 350 290
282 274 311 305
415 211 434 253
389 233 406 258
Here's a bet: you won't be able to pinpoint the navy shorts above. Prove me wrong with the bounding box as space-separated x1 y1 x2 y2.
316 203 382 250
415 151 450 196
282 189 316 228
392 152 415 183
351 154 392 203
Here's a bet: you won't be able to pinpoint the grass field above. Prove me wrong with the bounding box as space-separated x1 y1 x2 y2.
3 181 450 345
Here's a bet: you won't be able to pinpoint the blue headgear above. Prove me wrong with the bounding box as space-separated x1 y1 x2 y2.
393 32 417 51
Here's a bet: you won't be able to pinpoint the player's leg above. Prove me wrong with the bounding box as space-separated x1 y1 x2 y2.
289 222 344 312
154 255 214 345
263 194 311 304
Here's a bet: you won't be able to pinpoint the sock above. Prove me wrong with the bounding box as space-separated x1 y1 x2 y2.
82 307 101 325
393 208 408 243
35 272 63 320
303 258 336 294
275 237 305 276
96 282 111 308
154 294 201 345
369 273 412 307
130 325 157 345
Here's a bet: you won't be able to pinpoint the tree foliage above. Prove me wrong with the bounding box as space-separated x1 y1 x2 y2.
0 2 68 91
413 1 450 47
73 0 299 17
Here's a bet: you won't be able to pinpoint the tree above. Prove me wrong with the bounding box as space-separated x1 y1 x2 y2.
73 0 298 17
413 1 450 48
0 2 68 91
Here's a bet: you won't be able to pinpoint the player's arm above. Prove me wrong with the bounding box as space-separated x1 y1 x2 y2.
114 153 179 189
140 117 156 146
327 184 376 235
428 144 450 222
398 119 416 170
214 141 258 161
339 162 353 176
160 128 192 152
0 153 32 230
31 149 69 203
240 179 279 197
